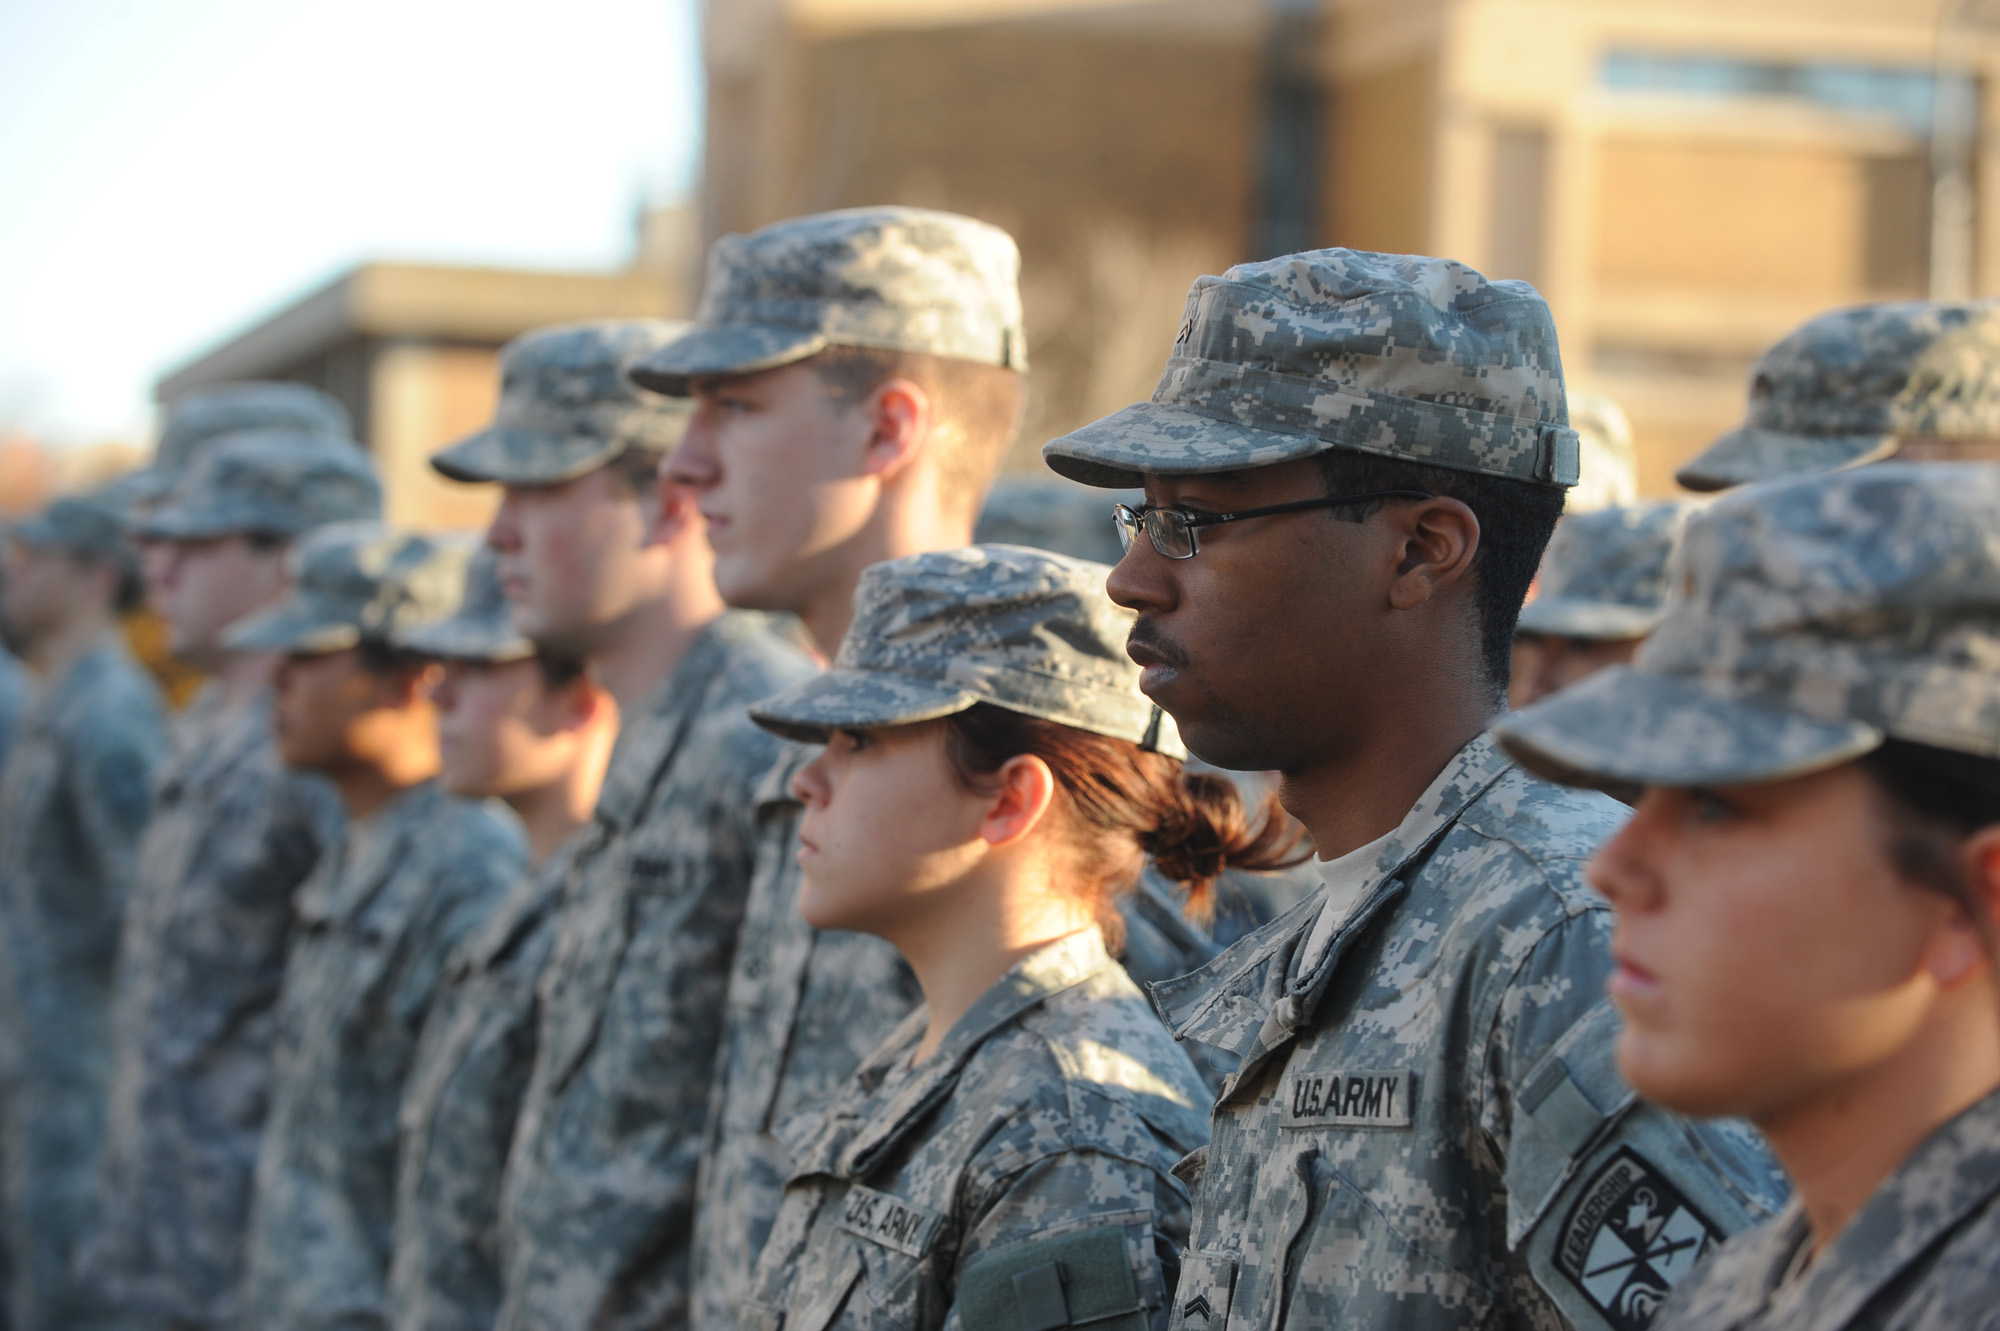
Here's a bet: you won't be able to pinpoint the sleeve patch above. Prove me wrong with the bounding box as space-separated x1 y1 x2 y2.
1555 1148 1719 1331
957 1224 1144 1331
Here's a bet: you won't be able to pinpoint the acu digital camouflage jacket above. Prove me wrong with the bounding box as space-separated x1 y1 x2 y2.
390 839 575 1331
744 928 1210 1331
239 778 523 1331
1151 734 1789 1331
1657 1086 2000 1331
0 637 165 1331
87 691 340 1325
495 611 815 1331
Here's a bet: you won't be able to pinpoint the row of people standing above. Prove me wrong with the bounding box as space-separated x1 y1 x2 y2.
0 202 1991 1331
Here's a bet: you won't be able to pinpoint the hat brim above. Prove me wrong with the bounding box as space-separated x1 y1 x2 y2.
1674 426 1897 493
1493 665 1883 791
429 427 627 486
627 325 830 397
1514 599 1662 641
135 499 299 542
1043 400 1336 489
394 616 533 663
221 602 362 655
747 669 979 745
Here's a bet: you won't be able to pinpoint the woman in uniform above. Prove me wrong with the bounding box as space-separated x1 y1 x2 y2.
738 544 1302 1331
1495 462 2000 1330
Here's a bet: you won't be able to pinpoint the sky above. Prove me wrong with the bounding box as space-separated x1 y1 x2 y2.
0 0 702 447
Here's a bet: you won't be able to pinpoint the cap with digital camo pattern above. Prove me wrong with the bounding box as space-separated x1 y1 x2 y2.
135 430 381 542
393 548 532 663
1496 463 2000 789
1515 500 1699 642
749 544 1182 757
627 207 1026 396
222 522 472 655
1042 248 1578 490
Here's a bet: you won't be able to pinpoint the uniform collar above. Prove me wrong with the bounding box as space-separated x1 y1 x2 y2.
1150 732 1515 1058
1774 1084 2000 1326
591 617 733 829
788 929 1117 1181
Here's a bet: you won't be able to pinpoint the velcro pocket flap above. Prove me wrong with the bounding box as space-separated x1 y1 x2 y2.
958 1223 1145 1331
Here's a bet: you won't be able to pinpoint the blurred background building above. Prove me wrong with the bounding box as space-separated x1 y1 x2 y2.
133 0 1997 523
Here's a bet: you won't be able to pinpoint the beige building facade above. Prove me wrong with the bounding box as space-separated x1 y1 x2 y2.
703 0 1998 493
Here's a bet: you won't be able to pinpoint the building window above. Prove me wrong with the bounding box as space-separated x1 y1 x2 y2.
1600 51 1937 134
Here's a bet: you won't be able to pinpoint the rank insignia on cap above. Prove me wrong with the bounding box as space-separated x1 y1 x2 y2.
1555 1149 1717 1331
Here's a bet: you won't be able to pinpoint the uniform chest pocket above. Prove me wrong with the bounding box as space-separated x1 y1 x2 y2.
1267 1148 1493 1329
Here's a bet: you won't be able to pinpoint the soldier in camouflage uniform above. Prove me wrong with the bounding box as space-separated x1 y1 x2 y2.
1041 249 1788 1331
84 434 381 1330
228 525 523 1331
633 207 1049 1327
1675 300 2000 492
428 319 816 1331
1495 463 2000 1331
0 493 167 1331
387 551 618 1331
737 544 1312 1331
1509 500 1699 710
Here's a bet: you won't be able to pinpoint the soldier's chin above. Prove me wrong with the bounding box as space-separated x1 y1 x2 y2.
1614 1028 1747 1121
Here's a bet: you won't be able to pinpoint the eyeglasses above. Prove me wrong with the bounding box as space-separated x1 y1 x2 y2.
1113 490 1435 559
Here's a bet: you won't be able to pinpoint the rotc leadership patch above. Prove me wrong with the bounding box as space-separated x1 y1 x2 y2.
1555 1148 1718 1331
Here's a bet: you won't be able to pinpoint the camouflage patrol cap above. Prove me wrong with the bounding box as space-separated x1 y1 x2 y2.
393 548 532 663
430 320 692 486
222 522 472 656
627 207 1027 396
1677 301 2000 492
748 544 1184 757
135 430 382 542
1042 249 1579 490
1495 464 2000 789
11 493 132 566
139 382 353 501
1515 500 1698 642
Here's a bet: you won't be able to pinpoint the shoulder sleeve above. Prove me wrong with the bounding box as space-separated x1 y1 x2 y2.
1489 923 1790 1331
68 691 165 862
952 1151 1191 1331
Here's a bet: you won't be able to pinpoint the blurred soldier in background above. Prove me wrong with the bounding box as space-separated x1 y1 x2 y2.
1564 391 1640 515
1042 249 1787 1331
1676 301 2000 493
1509 500 1698 711
387 550 618 1331
0 492 166 1331
82 434 381 1330
228 526 522 1331
125 382 356 710
637 205 1032 1328
428 319 814 1331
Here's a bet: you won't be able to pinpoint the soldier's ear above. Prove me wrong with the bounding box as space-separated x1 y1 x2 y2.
859 377 934 485
1384 496 1480 613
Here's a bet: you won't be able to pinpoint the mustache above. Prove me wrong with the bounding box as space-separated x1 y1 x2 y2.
1126 616 1190 670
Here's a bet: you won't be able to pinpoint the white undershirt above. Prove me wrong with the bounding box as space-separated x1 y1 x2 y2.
1299 828 1397 971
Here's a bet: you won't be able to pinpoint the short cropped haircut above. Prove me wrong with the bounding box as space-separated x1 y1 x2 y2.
808 346 1026 518
600 446 668 499
1317 449 1567 697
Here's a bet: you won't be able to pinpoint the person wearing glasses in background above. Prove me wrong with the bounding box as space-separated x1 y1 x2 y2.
387 550 618 1331
1041 249 1788 1331
1496 463 2000 1330
85 433 380 1331
738 545 1300 1331
0 491 166 1331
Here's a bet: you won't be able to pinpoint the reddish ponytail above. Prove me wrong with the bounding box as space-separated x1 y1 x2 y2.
941 704 1309 948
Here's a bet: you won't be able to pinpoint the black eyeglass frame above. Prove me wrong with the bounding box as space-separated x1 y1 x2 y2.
1113 489 1436 559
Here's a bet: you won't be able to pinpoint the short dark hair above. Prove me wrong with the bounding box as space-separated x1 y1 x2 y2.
600 446 667 499
355 638 428 676
534 648 587 690
1860 737 2000 969
1316 449 1566 696
808 346 1025 518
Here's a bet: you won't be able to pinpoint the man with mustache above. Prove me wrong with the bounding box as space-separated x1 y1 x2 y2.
1041 250 1786 1331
